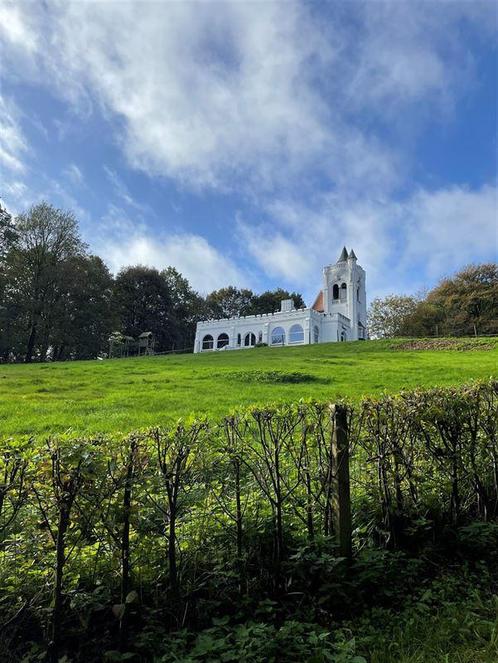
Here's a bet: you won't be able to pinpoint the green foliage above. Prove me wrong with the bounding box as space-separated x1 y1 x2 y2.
426 263 498 336
0 201 88 361
154 621 366 662
0 202 308 362
229 370 323 383
367 294 420 338
353 565 498 662
0 380 497 661
246 289 306 315
113 265 176 351
368 263 498 338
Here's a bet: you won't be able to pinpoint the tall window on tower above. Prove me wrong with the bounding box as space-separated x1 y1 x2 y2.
340 283 347 301
333 284 339 300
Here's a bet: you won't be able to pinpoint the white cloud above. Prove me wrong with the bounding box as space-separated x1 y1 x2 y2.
3 180 27 199
0 1 494 302
401 184 498 277
0 3 38 54
238 219 315 283
1 0 492 199
335 0 496 120
93 205 247 293
103 234 246 294
0 2 333 191
103 165 150 214
63 163 84 186
0 96 28 174
238 183 497 303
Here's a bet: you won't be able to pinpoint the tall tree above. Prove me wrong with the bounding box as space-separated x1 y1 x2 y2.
426 264 498 335
0 201 17 259
248 288 306 315
48 255 117 360
205 286 254 319
113 265 174 351
162 266 206 348
0 202 18 358
367 295 420 338
2 202 86 361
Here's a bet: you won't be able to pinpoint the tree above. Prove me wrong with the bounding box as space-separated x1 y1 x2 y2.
162 267 206 348
400 300 443 338
2 202 86 361
426 264 498 335
0 201 17 259
247 288 305 315
205 286 254 319
48 255 117 360
368 264 498 339
113 265 175 351
367 295 420 338
0 203 18 358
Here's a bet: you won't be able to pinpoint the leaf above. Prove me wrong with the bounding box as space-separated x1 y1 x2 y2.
104 652 136 662
125 590 139 604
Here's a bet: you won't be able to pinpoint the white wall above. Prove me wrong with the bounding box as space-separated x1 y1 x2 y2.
195 309 320 352
194 308 354 352
193 253 366 352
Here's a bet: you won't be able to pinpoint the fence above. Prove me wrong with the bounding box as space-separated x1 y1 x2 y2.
1 379 497 658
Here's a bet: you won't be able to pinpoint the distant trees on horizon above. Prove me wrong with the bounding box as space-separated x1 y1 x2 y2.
2 200 496 361
368 263 498 339
0 202 307 362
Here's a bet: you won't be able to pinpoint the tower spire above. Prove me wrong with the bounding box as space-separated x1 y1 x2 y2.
337 246 348 263
348 248 357 260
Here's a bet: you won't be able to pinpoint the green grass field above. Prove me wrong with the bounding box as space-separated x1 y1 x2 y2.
1 338 496 437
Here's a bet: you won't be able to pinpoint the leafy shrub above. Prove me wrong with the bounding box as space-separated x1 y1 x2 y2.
456 522 498 558
154 620 366 662
229 370 324 383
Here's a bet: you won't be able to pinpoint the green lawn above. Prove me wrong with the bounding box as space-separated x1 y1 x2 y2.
1 338 496 437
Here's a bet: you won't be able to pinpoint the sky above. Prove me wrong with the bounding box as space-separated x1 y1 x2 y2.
0 0 496 304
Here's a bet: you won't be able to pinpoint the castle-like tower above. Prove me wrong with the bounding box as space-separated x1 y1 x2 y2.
321 247 367 340
194 245 367 352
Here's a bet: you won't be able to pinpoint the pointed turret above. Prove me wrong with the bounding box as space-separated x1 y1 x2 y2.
348 249 357 260
337 246 348 263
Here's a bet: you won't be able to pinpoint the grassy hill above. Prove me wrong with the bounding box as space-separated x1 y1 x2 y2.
1 337 496 437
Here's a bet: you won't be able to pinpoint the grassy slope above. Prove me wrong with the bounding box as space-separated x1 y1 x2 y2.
1 338 496 437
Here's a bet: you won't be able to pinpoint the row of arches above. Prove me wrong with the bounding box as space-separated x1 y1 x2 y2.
201 323 320 351
237 331 261 347
201 333 229 350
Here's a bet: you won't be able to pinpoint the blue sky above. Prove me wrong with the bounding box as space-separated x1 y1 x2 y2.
1 0 496 304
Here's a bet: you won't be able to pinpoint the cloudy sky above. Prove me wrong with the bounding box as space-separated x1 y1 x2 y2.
1 0 496 303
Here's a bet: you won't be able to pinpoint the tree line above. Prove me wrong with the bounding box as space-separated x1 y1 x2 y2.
0 380 496 660
367 263 498 338
0 202 304 362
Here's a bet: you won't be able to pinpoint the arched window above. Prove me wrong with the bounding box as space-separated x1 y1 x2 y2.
340 283 347 301
258 331 263 343
202 334 214 350
289 324 304 344
358 321 365 340
340 330 347 342
244 332 256 347
332 284 339 300
313 325 319 343
217 333 229 348
271 326 285 345
237 333 241 346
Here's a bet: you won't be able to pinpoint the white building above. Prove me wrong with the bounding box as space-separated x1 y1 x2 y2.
194 247 367 352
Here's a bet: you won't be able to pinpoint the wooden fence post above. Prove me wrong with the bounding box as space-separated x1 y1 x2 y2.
331 404 352 559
